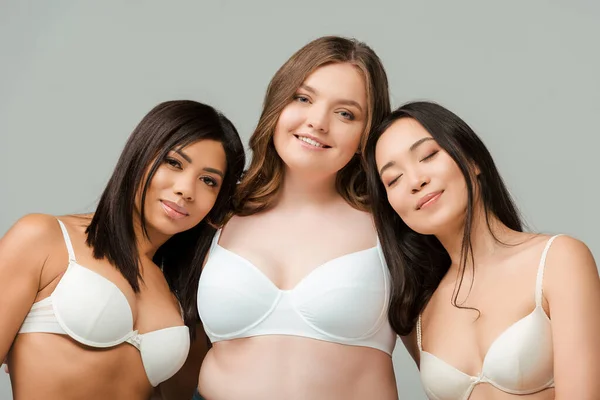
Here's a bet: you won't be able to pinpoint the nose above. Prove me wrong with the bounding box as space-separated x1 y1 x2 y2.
410 173 430 194
306 105 329 133
173 176 195 202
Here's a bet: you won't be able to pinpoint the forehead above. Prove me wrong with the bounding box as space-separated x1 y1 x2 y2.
179 139 227 167
375 118 433 162
302 63 367 107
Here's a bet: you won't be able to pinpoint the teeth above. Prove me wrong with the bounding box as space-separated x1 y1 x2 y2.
298 136 324 148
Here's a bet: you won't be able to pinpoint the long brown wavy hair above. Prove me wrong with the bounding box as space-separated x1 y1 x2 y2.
235 36 391 215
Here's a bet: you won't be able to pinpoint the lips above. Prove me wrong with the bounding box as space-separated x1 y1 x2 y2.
161 200 189 219
416 191 443 210
294 134 330 148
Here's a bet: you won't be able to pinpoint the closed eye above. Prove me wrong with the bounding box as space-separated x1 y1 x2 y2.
386 174 402 188
420 151 439 162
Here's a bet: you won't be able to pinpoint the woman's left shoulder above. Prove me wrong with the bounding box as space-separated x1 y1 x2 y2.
542 234 598 292
544 234 595 264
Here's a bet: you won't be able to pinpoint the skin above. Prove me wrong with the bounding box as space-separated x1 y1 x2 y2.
0 139 227 400
197 63 398 400
376 118 600 399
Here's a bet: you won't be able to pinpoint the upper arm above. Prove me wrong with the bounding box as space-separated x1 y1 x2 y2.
157 323 210 400
544 235 600 398
0 214 57 361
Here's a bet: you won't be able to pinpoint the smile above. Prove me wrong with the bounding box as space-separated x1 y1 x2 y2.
417 191 443 210
294 135 330 148
161 200 189 220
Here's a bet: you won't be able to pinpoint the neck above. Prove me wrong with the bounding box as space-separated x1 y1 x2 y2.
275 168 341 210
436 204 511 273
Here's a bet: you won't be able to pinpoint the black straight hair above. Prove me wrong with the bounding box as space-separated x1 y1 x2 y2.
365 101 523 336
86 100 245 337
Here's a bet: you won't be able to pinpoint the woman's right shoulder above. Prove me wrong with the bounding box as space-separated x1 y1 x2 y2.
224 213 262 231
0 214 66 280
1 214 62 250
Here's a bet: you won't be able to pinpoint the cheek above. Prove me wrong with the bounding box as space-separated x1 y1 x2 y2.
273 105 302 154
386 189 410 219
192 188 221 220
442 164 469 207
147 169 169 192
275 104 303 135
333 122 363 153
141 170 169 206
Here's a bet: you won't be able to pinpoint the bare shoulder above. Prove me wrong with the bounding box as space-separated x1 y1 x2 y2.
222 214 247 231
545 234 596 270
341 206 376 236
221 213 260 237
1 214 61 245
543 234 598 297
0 214 63 273
57 213 92 234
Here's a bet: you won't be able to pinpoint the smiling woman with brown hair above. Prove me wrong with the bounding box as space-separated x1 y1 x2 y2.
194 36 398 400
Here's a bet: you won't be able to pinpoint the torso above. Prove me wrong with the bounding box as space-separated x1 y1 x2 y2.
417 233 557 400
197 202 398 400
9 215 186 400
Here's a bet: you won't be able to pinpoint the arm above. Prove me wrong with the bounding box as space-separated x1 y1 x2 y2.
156 324 210 400
0 214 56 362
545 236 600 398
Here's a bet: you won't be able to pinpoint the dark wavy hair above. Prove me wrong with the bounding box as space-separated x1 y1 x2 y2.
365 101 523 335
85 100 245 337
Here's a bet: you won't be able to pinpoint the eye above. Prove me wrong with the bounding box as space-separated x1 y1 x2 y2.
165 157 182 169
294 95 310 104
200 176 218 187
338 110 355 121
420 150 439 162
386 174 402 188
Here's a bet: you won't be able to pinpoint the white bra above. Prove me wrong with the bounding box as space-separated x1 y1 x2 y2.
18 219 190 387
197 229 397 355
417 235 561 399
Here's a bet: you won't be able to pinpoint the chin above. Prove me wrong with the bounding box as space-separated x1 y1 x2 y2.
147 216 193 237
407 218 448 237
284 158 329 173
411 226 439 236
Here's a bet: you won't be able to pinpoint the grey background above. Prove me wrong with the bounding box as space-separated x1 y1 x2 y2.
1 1 598 399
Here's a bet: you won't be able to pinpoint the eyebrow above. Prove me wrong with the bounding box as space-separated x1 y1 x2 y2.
378 137 435 177
174 149 225 178
409 137 434 152
299 84 364 113
378 161 395 177
203 167 224 179
175 149 192 163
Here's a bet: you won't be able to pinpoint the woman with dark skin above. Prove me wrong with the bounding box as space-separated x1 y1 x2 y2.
0 100 245 400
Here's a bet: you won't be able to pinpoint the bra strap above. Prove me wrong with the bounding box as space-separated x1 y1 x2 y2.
535 235 563 306
416 314 423 351
56 219 77 262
